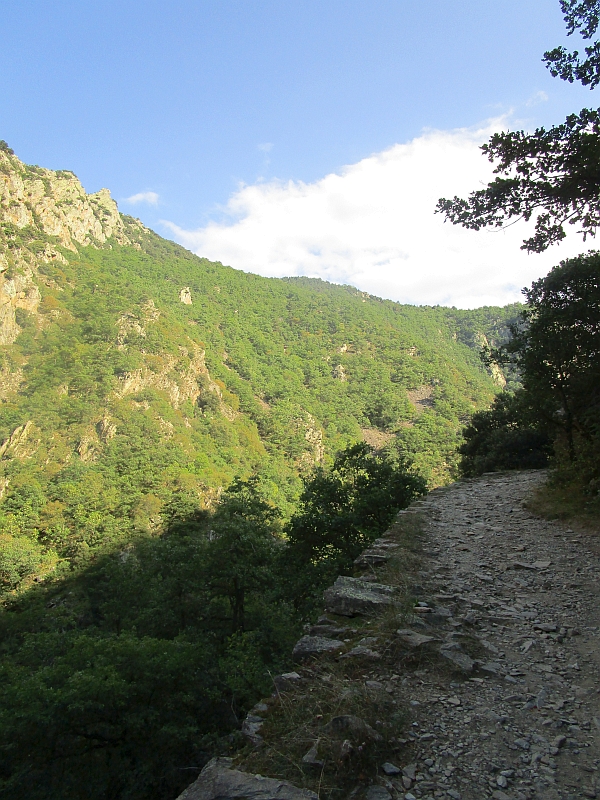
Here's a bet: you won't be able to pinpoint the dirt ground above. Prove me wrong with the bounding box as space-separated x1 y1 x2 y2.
380 470 600 800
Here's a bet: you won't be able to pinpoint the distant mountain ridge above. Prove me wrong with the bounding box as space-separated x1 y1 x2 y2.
0 143 519 591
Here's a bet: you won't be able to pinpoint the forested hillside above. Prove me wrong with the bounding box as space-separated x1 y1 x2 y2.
0 143 517 590
0 144 519 799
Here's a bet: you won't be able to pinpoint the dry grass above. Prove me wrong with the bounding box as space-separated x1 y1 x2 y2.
234 509 427 799
237 662 407 799
525 478 600 534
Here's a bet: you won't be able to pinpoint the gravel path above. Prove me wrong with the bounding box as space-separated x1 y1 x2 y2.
389 470 600 800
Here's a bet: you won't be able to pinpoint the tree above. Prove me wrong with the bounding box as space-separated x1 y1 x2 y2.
285 443 425 568
205 477 281 632
458 390 551 477
437 1 600 252
497 253 600 458
278 443 425 615
543 0 600 88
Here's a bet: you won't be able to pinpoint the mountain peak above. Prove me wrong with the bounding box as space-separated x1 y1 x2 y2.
0 145 148 343
0 147 146 254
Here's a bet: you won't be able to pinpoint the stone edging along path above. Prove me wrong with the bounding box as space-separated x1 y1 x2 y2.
178 471 600 800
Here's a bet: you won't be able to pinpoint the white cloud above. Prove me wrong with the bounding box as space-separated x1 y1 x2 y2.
163 122 587 308
124 190 159 206
258 142 273 152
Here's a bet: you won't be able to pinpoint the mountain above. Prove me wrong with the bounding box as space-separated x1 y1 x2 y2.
0 142 518 587
0 142 525 800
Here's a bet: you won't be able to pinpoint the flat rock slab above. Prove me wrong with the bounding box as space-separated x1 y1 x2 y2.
323 576 395 617
397 629 438 648
292 635 344 660
177 758 317 800
323 714 382 742
439 646 474 673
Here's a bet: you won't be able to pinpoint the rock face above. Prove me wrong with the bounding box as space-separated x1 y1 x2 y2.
323 575 395 617
292 635 344 660
0 147 146 344
0 150 141 251
176 758 318 800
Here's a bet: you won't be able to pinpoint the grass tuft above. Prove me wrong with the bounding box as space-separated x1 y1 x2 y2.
235 508 427 799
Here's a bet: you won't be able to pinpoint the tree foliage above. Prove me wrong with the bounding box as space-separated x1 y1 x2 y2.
282 443 426 608
499 253 600 461
0 479 296 800
0 154 519 798
543 0 600 88
458 391 551 477
204 477 281 633
460 254 600 485
0 233 509 598
0 445 427 799
437 1 600 252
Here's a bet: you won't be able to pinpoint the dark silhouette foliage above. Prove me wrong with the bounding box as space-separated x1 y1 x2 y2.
543 0 600 88
459 391 551 477
499 253 600 461
460 253 600 487
0 479 297 800
280 443 426 611
438 1 600 252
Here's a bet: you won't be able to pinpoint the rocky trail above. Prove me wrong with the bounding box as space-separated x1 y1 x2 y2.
180 471 600 800
384 470 600 800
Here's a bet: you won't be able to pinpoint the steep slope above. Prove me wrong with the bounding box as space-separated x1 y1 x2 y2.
0 143 517 588
218 471 600 800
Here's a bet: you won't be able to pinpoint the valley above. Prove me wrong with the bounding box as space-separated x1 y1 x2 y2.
0 143 515 589
0 145 547 800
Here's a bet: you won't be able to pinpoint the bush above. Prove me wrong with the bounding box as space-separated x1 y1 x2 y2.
459 391 551 477
280 443 426 611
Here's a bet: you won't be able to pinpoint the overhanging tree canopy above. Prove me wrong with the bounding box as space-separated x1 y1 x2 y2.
437 1 600 253
544 0 600 88
488 252 600 462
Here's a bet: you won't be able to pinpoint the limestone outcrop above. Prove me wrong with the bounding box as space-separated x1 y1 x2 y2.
0 149 143 251
0 147 147 344
176 758 318 800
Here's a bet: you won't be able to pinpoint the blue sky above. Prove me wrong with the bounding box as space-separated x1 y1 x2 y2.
1 1 597 306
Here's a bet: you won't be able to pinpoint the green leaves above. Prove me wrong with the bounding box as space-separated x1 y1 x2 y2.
461 253 600 483
0 633 222 800
0 157 517 798
438 2 600 252
543 0 600 88
286 442 426 570
458 391 551 477
437 108 600 252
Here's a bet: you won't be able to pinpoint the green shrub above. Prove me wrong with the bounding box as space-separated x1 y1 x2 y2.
459 391 551 477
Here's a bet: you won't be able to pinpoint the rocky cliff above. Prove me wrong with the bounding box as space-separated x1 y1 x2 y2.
0 144 146 344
